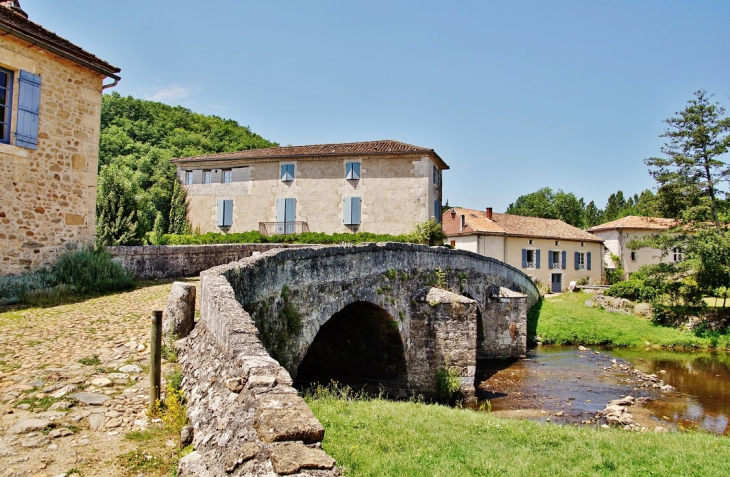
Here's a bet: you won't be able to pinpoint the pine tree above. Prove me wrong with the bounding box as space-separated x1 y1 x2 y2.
169 179 192 235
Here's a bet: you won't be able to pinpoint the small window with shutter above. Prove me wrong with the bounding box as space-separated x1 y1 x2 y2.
0 67 12 144
346 162 360 180
222 170 232 183
203 170 212 184
217 200 233 227
281 164 295 182
185 171 193 185
344 197 361 225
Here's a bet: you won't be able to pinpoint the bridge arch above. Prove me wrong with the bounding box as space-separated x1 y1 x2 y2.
213 242 538 399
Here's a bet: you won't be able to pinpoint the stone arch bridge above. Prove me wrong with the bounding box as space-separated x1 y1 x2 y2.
201 243 538 399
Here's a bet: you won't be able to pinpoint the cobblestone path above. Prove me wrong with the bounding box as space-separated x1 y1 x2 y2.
0 280 197 477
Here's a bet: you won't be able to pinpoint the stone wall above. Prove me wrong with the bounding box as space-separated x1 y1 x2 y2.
107 243 307 279
0 34 104 275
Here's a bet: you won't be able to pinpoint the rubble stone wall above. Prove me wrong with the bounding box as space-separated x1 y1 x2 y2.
0 34 104 275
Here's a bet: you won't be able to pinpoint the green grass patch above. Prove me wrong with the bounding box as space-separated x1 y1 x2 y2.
16 394 60 411
533 292 730 349
78 354 101 366
306 389 730 476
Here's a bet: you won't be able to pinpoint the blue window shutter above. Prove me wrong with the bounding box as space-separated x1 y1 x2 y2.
16 70 41 150
346 162 353 179
575 252 580 270
351 197 361 225
434 201 440 221
352 162 360 179
548 250 554 269
285 198 296 222
343 197 352 225
522 249 527 268
223 200 233 227
433 165 437 184
217 200 225 227
276 199 286 223
536 249 541 269
587 252 592 270
562 251 567 270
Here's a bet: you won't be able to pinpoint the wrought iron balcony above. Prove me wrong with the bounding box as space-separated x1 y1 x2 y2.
259 221 310 236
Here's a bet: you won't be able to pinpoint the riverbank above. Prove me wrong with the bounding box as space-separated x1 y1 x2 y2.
306 388 730 476
532 292 730 349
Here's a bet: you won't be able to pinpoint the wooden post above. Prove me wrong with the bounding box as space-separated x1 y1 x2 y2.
150 310 162 408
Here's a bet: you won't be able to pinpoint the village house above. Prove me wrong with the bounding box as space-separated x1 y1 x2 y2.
171 140 448 236
587 215 680 279
0 1 120 275
443 207 604 292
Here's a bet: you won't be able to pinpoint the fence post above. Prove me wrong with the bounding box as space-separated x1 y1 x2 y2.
150 310 163 408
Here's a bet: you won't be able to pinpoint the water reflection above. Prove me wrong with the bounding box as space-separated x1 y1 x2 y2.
610 349 730 434
474 346 730 434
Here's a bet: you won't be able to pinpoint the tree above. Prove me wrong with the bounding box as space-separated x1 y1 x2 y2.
645 90 730 228
506 188 558 220
96 164 145 246
168 179 192 235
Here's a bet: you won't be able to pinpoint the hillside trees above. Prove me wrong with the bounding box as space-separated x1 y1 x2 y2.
96 93 277 245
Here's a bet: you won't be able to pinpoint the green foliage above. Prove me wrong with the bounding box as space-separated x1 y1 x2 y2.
385 269 397 281
604 254 624 285
96 163 145 246
78 354 101 366
645 90 730 226
435 359 461 401
0 248 134 306
159 230 412 245
98 92 277 245
408 218 447 245
434 267 447 288
168 179 192 235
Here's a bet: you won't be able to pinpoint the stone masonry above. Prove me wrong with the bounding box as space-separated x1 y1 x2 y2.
0 31 109 274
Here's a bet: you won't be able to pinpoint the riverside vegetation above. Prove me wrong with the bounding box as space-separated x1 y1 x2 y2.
531 292 730 349
305 384 730 477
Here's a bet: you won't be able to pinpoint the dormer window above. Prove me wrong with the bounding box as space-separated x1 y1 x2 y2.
460 214 466 231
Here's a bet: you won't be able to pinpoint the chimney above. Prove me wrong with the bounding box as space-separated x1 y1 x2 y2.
0 1 28 18
486 207 493 220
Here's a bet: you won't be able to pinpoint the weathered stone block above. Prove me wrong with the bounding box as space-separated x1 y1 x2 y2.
163 282 196 339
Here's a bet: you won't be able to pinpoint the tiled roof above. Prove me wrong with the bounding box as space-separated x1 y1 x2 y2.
443 208 603 242
0 5 120 77
587 216 677 232
171 140 449 169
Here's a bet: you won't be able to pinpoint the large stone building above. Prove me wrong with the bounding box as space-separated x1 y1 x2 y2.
171 140 448 236
0 1 120 275
587 215 680 279
443 207 604 292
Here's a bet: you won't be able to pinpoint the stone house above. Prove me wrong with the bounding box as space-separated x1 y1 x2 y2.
443 207 603 292
587 215 681 279
0 1 120 275
171 140 448 236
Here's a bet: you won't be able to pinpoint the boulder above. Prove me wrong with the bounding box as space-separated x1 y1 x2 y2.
163 282 196 339
269 442 336 475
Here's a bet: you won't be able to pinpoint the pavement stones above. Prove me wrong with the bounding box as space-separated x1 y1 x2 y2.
7 419 51 435
67 392 110 405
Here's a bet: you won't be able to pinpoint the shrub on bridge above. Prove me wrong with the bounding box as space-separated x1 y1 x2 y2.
158 230 412 246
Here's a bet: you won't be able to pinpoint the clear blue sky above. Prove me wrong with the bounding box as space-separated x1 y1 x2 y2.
26 0 730 212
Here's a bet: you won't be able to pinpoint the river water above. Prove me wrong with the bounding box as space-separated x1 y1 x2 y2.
474 346 730 434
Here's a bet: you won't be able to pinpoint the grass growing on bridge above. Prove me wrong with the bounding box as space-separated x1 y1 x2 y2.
533 292 730 349
306 386 730 476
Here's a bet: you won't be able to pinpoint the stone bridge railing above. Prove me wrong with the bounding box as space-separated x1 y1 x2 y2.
177 243 539 476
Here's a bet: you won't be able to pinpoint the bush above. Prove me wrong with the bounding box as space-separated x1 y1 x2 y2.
0 248 134 306
159 230 412 246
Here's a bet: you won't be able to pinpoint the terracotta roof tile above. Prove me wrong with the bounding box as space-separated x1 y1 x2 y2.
443 208 603 242
587 216 677 232
171 140 449 169
0 5 120 76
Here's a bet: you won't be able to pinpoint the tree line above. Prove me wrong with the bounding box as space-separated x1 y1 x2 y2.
96 92 277 246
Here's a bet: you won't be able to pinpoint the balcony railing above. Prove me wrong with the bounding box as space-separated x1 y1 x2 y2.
259 221 310 236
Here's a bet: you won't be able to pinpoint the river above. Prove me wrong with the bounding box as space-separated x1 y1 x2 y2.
473 346 730 434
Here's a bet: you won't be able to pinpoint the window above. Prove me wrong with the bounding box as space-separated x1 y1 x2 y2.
551 251 561 269
450 240 456 247
222 169 232 183
673 248 684 262
0 67 12 143
433 165 438 184
575 251 592 270
346 162 360 180
185 171 193 185
555 241 560 246
630 251 636 261
217 200 233 227
528 239 534 245
580 242 584 247
344 197 361 226
203 170 212 184
281 164 295 182
525 249 536 269
460 214 466 231
276 198 297 233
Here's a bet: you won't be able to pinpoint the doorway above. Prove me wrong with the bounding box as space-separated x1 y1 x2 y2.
551 273 562 293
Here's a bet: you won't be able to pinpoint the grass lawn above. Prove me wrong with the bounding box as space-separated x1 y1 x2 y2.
532 292 730 349
307 391 730 476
